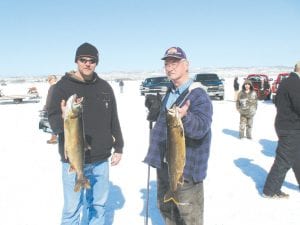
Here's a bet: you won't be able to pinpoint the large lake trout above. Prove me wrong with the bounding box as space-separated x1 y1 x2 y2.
164 105 186 205
64 94 90 192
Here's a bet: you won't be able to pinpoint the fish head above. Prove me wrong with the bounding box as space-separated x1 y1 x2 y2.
65 94 84 118
166 105 181 127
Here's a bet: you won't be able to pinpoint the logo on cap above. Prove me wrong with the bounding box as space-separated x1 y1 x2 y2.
161 47 186 60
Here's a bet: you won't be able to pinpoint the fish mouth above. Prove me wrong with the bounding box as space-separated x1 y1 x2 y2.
167 107 179 118
72 94 84 105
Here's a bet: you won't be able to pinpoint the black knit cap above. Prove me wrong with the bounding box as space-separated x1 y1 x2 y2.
75 42 99 64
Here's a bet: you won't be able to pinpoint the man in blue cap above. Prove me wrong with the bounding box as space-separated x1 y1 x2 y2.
144 47 213 225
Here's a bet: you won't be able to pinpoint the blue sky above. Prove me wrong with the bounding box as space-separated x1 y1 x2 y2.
0 0 299 76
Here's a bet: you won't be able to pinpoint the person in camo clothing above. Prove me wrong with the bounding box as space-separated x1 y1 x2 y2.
236 79 257 139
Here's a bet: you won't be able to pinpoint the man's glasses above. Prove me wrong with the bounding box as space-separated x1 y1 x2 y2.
78 57 97 64
164 59 184 69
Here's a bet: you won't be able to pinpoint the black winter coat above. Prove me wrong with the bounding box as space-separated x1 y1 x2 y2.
48 72 124 163
275 72 300 131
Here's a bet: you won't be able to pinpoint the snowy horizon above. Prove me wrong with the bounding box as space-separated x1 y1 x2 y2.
0 65 293 82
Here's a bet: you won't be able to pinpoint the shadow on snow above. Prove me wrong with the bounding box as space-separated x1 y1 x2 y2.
105 182 125 225
222 128 239 139
234 158 299 195
140 180 164 225
259 139 277 157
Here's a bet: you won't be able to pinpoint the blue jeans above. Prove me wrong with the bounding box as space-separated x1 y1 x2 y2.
61 160 109 225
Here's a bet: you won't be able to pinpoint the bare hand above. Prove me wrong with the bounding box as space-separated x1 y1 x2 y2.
178 100 190 118
61 99 66 119
111 153 122 166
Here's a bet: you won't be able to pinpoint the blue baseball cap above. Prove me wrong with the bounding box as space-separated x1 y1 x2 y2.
161 47 187 60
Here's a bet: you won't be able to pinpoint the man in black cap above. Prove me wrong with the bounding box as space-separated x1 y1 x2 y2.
48 42 124 225
144 47 213 225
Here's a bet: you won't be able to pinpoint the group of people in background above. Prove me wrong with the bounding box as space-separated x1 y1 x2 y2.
234 63 300 199
42 42 299 225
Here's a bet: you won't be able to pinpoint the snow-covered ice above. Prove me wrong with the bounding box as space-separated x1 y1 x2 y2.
0 75 299 225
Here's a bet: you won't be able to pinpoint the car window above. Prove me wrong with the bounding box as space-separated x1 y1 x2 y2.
280 76 288 82
144 77 169 85
195 74 218 81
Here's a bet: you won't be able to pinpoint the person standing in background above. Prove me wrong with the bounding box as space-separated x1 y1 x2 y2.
236 79 257 139
233 76 239 101
263 61 300 198
119 79 124 93
44 75 58 144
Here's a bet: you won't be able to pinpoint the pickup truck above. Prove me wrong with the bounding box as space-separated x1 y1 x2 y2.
271 72 290 103
139 76 171 96
193 73 224 100
246 74 272 100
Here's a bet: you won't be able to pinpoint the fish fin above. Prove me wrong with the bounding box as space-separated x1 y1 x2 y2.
84 143 92 151
180 126 184 137
69 165 76 173
163 191 180 205
64 146 69 160
74 176 91 192
178 175 184 185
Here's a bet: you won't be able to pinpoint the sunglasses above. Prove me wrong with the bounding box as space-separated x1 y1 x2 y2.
78 57 97 64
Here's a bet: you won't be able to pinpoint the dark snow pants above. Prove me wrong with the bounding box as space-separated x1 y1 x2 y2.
156 162 204 225
263 130 300 195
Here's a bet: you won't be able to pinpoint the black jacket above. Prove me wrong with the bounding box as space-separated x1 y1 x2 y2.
275 72 300 131
234 78 239 91
48 72 124 163
44 84 56 111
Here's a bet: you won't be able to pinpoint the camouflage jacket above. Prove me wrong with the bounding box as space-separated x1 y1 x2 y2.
236 80 257 116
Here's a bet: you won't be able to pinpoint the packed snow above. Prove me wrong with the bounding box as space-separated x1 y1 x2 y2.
0 74 299 225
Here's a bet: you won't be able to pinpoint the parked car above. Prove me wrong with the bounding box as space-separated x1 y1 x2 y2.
139 76 171 95
245 74 272 100
271 72 290 103
193 73 224 100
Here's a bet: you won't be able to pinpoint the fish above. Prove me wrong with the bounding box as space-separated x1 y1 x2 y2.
164 105 186 205
63 94 90 192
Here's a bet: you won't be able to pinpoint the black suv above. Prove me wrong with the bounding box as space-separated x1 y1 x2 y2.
140 76 171 95
194 73 224 100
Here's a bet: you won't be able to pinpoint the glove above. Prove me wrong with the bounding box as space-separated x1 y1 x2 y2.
145 94 162 122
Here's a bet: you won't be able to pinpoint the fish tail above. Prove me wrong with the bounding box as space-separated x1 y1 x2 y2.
163 190 180 205
74 176 91 192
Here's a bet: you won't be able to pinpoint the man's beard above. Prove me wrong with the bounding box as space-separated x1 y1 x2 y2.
79 69 94 81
